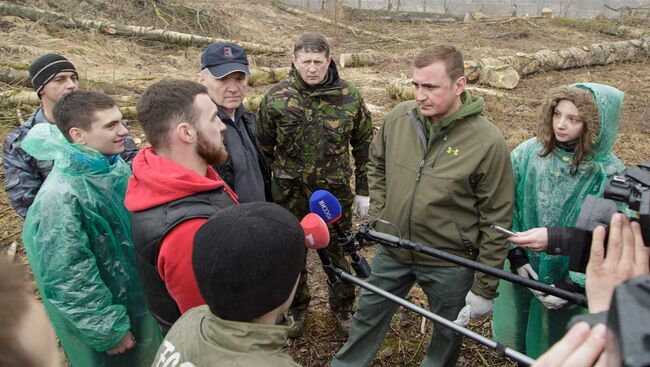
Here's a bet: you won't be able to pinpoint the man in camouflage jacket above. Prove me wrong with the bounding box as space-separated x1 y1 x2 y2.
3 53 138 218
257 33 373 337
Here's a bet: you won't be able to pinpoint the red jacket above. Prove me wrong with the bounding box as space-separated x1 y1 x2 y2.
125 147 237 313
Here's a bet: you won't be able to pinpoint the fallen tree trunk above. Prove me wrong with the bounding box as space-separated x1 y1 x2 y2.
271 0 407 43
0 2 284 55
340 53 376 68
464 37 650 81
0 65 136 95
0 90 137 118
386 78 531 101
243 94 264 113
248 67 291 87
554 18 650 39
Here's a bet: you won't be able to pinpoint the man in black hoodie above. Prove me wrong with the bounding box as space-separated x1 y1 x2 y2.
258 33 373 337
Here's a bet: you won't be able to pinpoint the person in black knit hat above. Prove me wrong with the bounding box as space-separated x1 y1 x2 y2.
152 202 306 367
2 53 138 218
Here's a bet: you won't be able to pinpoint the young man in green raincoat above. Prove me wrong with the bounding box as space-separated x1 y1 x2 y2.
21 91 162 366
492 83 625 358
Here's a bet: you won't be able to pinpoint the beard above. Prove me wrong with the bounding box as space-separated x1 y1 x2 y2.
196 129 228 166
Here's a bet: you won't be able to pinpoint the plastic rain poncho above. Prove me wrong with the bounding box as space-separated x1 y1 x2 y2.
492 83 625 358
21 123 161 367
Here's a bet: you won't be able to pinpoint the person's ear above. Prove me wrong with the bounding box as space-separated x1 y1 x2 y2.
175 122 196 144
68 127 86 144
454 75 467 96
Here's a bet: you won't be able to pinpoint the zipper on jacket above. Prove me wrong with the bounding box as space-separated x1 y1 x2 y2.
415 159 425 182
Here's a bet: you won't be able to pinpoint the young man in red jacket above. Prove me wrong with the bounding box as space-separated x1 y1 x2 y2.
125 79 238 334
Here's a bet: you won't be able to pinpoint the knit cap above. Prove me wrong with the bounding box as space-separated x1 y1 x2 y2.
192 202 306 322
29 53 77 94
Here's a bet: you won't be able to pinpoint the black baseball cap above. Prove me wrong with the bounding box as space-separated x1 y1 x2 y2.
200 42 250 79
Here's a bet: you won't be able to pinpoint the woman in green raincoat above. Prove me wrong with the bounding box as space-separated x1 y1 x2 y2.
492 83 625 358
21 109 161 367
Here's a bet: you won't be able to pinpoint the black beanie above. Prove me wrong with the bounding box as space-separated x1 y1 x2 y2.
29 53 77 94
192 202 306 322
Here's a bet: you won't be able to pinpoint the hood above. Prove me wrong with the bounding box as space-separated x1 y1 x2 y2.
289 59 341 92
125 147 232 211
21 123 119 175
573 82 624 162
537 83 623 163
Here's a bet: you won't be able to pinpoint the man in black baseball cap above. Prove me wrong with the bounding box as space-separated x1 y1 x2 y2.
198 42 271 204
152 202 305 366
3 53 137 218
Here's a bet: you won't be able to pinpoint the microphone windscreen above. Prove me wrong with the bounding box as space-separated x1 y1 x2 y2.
309 190 342 225
300 213 330 249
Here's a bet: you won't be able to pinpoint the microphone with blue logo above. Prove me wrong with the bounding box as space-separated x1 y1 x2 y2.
309 190 371 279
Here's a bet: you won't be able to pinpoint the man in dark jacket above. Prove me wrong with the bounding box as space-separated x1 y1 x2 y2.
198 42 271 202
2 53 138 218
125 80 238 335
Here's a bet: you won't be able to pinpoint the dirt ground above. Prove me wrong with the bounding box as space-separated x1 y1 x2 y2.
1 0 649 366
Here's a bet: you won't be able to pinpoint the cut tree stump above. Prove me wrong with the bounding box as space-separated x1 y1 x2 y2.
248 67 291 87
0 2 284 55
340 53 376 68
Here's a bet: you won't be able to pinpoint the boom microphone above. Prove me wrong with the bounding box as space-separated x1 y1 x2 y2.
300 213 344 298
309 190 372 278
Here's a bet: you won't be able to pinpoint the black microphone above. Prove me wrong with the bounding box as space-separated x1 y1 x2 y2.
309 190 371 278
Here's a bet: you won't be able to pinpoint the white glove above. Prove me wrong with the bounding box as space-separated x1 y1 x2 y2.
515 263 539 280
453 291 493 326
354 195 370 221
530 286 569 310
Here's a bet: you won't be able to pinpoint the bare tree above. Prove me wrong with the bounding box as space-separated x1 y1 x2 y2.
387 0 393 11
560 0 575 17
396 0 401 11
358 0 362 9
422 0 427 12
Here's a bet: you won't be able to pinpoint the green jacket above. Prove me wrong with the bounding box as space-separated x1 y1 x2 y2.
257 63 373 194
152 305 301 367
22 124 161 367
368 92 514 299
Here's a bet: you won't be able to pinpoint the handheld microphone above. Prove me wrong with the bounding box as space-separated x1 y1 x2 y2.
309 190 371 278
301 213 330 249
300 213 344 299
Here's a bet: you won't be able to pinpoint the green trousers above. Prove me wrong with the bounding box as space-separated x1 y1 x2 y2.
272 178 356 314
332 247 474 367
492 260 588 358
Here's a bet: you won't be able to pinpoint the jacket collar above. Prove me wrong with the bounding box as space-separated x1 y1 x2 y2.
201 309 289 353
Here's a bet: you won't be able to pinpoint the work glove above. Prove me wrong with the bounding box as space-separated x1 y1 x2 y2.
354 195 370 221
530 286 569 310
515 263 539 280
453 291 493 326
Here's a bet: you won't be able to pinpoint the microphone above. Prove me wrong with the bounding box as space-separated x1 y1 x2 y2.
301 213 330 249
309 190 371 278
300 213 344 299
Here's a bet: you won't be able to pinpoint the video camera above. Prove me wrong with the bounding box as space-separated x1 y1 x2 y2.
569 161 650 272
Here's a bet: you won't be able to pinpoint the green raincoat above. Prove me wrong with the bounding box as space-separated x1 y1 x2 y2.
22 123 161 366
492 83 625 358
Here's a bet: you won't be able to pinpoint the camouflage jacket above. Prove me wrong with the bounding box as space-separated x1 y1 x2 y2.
257 62 372 195
2 107 139 218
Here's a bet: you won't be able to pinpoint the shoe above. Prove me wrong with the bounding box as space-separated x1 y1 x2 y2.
334 310 352 336
287 308 308 338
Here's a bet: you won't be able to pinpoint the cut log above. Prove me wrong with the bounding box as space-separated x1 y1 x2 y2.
248 67 291 87
1 64 138 95
243 94 264 113
386 78 521 101
479 65 520 89
271 0 407 43
0 2 284 55
0 90 137 119
340 53 376 68
464 37 650 82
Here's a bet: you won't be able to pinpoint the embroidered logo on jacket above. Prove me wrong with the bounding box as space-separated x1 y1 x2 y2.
446 146 460 156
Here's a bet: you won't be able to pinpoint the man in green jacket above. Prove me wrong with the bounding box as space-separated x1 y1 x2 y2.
257 32 373 336
152 202 305 367
332 45 514 367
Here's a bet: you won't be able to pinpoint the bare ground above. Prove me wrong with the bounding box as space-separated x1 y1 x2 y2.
1 1 649 366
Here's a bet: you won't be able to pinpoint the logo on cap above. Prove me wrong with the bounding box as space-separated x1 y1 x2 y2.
224 46 233 58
